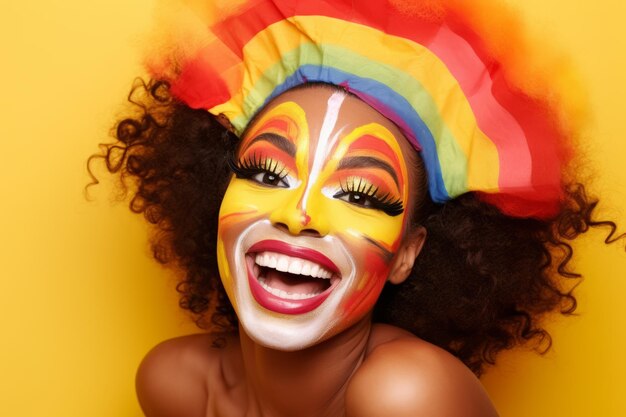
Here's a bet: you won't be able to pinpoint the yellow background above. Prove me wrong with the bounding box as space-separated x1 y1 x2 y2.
1 1 624 415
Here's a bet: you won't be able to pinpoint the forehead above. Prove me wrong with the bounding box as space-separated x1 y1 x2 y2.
242 86 422 202
240 86 426 220
245 87 413 154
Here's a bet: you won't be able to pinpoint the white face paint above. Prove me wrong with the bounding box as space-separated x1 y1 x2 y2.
217 87 413 350
299 92 345 212
225 220 356 349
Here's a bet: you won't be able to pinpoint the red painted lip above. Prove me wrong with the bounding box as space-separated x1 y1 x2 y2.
245 240 340 315
247 240 340 274
247 261 334 315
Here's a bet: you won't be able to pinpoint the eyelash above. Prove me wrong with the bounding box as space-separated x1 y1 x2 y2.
229 154 404 216
228 153 290 188
333 178 404 216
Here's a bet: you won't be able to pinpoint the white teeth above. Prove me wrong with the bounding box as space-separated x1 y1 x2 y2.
254 251 333 279
276 255 290 272
257 277 322 300
253 250 336 300
288 260 303 275
310 264 320 278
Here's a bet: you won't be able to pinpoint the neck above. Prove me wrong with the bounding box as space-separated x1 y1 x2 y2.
238 317 372 417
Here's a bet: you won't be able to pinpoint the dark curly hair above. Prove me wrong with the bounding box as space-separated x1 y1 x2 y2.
89 79 623 375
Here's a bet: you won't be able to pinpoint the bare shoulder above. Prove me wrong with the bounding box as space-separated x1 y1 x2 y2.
346 327 498 417
136 332 240 417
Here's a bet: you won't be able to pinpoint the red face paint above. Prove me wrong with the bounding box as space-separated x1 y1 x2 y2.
217 88 417 350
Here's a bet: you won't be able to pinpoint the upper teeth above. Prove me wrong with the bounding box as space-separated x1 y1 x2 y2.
254 251 333 279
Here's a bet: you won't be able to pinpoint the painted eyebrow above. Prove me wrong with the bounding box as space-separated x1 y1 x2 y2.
336 156 399 187
247 132 296 157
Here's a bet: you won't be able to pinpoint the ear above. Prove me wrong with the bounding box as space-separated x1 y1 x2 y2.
387 226 426 285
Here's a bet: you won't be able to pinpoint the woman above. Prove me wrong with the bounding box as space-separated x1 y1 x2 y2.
92 0 621 415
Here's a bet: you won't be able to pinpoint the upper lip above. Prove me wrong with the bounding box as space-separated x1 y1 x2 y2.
247 239 340 276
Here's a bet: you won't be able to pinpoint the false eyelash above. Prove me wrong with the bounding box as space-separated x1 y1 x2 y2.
335 178 404 216
228 152 288 181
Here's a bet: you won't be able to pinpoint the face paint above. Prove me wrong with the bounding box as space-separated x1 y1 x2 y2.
217 87 414 350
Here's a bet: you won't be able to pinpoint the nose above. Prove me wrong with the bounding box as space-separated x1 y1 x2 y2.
269 190 329 237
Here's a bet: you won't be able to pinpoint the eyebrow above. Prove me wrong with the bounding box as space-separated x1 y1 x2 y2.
337 156 399 187
247 132 297 157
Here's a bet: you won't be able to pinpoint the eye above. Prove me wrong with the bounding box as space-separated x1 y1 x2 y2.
251 171 290 188
334 191 374 207
228 154 292 188
332 179 404 216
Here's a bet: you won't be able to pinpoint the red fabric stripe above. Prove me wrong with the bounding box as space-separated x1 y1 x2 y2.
170 50 230 109
176 0 567 217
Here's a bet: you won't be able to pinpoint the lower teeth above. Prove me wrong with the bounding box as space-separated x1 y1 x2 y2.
257 277 322 300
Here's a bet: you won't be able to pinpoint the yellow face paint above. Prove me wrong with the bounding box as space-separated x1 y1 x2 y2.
217 87 417 350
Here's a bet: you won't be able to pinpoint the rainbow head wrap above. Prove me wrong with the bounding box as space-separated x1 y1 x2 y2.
146 0 584 219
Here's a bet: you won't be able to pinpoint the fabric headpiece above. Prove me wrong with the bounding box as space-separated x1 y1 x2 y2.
146 0 583 219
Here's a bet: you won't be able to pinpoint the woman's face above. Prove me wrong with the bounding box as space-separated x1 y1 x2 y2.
217 87 422 350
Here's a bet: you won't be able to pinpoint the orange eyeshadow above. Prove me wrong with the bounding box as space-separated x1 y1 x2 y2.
242 115 299 150
346 135 405 190
239 142 297 174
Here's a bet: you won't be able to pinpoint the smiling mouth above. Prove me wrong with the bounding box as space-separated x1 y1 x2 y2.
245 240 342 314
253 251 336 299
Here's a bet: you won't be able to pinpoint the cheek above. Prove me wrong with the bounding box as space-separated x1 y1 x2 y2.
219 178 275 221
338 239 392 323
216 237 236 307
217 179 266 274
218 177 289 236
322 196 405 251
217 177 299 265
319 200 406 323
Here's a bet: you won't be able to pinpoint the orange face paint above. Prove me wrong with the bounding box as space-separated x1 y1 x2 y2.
217 87 419 349
345 134 406 190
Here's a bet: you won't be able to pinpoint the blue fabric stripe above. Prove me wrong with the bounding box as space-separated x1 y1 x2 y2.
261 64 449 202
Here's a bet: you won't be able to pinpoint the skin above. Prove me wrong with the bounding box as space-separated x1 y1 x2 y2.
217 88 414 350
136 87 499 417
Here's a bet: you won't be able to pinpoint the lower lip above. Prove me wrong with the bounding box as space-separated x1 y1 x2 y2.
246 260 334 315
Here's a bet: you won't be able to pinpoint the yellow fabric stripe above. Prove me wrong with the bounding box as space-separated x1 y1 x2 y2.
209 15 499 192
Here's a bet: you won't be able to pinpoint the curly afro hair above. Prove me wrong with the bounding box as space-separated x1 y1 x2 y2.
89 79 622 375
